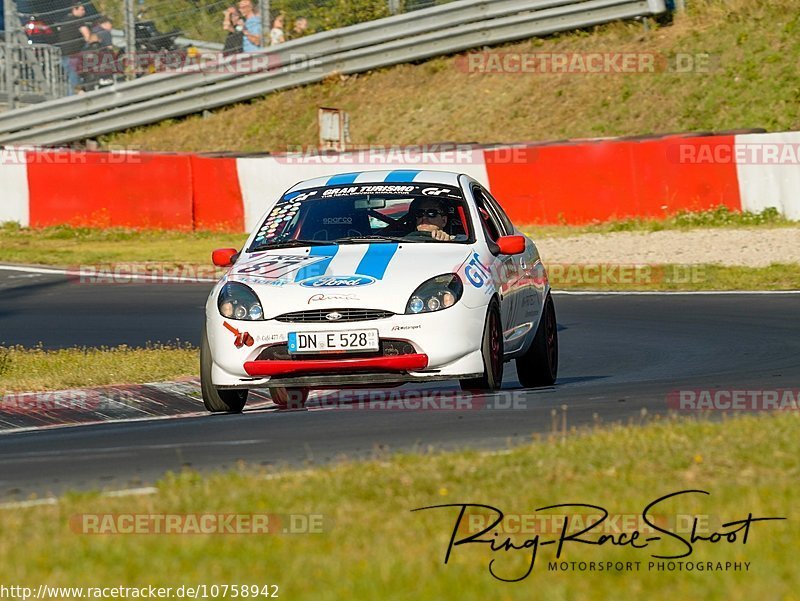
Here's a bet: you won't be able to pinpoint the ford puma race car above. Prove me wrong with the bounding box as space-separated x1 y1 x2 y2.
201 170 558 412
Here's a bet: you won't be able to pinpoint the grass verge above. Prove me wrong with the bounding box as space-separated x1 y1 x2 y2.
0 222 247 268
522 206 795 237
0 345 198 394
0 413 797 599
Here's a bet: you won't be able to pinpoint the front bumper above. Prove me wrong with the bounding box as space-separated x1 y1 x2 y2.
206 301 487 388
244 353 429 377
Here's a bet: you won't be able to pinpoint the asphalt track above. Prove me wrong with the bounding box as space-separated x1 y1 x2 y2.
1 267 799 500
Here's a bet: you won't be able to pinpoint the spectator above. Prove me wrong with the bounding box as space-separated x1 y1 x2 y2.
235 0 262 52
270 14 285 46
288 16 308 40
222 6 244 55
84 15 116 89
92 15 113 49
56 1 97 94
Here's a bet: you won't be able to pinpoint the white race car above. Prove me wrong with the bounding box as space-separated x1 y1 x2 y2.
201 170 558 412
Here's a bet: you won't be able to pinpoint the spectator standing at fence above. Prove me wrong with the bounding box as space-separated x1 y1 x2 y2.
92 15 113 48
83 15 116 89
222 7 245 55
57 1 97 94
235 0 263 52
270 15 286 46
288 16 308 41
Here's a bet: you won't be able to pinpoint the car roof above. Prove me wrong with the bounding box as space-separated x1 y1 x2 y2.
286 170 462 193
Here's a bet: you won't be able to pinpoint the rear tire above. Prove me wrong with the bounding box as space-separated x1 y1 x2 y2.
270 387 309 409
459 301 504 392
516 292 558 387
200 324 248 413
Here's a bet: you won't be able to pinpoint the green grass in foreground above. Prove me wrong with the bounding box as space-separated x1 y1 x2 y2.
0 344 198 394
0 413 797 600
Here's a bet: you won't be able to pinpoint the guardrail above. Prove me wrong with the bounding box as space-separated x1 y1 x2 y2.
0 0 666 145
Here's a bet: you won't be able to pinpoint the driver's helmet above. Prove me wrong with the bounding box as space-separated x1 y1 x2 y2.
407 196 455 226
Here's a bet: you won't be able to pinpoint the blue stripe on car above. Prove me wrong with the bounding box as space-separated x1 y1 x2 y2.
293 245 339 281
355 243 399 280
384 170 420 182
326 173 360 185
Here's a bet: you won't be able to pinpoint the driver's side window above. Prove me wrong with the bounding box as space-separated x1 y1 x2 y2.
473 187 502 242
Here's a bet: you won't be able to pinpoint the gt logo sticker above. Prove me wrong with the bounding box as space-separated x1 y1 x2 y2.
464 253 491 288
223 322 254 348
422 187 449 196
286 190 317 202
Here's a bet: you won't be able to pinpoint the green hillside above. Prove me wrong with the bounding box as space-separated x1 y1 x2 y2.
104 0 800 153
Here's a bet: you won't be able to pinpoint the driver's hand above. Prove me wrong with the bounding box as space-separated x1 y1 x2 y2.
417 224 453 241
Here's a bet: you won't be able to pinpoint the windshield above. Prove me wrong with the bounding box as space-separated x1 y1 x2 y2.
249 183 473 250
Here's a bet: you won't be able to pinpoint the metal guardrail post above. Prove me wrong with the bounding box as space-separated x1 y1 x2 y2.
3 0 16 109
260 0 270 48
125 0 136 80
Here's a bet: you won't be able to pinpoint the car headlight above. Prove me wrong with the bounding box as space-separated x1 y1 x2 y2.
218 282 264 320
405 274 463 314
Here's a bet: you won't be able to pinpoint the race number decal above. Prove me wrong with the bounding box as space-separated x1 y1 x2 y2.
233 255 330 279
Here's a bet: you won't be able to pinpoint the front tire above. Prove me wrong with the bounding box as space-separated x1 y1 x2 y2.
516 292 558 387
460 300 504 392
270 387 309 409
200 324 248 413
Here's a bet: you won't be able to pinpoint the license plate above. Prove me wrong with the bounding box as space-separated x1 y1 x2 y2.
287 329 379 354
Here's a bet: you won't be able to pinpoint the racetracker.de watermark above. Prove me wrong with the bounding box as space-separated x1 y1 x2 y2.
0 146 143 165
274 143 533 165
669 142 800 165
70 513 327 535
456 52 715 75
459 511 719 535
0 390 141 414
70 263 225 285
307 389 531 410
667 389 800 411
545 263 706 286
74 50 321 75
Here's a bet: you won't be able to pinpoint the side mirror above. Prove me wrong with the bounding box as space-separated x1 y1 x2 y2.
496 235 526 255
212 248 239 267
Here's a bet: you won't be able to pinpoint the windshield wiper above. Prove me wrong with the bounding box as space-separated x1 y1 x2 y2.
250 239 337 251
334 235 415 244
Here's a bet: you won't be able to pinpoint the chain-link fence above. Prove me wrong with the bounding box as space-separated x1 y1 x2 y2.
91 0 456 45
0 0 457 108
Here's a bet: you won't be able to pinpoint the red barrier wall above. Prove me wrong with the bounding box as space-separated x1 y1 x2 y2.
483 135 741 224
21 133 747 231
190 156 245 231
26 151 194 229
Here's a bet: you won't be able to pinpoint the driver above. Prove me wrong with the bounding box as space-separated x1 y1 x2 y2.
407 198 454 241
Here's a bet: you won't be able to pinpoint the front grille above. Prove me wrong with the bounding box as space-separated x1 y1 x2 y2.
274 308 395 323
256 339 416 361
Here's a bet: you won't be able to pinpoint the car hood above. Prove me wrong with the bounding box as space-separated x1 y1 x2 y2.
226 243 473 318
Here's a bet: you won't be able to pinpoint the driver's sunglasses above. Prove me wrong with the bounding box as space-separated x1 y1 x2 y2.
415 208 446 218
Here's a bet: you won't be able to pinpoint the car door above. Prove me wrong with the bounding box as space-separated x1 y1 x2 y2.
471 185 517 339
483 187 543 342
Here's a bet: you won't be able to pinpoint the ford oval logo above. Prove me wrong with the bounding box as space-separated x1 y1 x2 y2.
300 275 376 288
326 311 343 321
